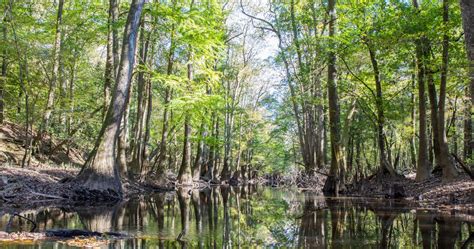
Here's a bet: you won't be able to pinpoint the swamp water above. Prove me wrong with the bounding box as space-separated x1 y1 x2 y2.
0 186 472 248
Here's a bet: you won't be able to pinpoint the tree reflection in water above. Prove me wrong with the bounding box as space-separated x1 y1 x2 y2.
0 187 472 248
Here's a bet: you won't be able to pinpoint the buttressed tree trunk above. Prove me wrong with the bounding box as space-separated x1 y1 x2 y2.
323 0 345 195
460 0 473 166
75 0 145 197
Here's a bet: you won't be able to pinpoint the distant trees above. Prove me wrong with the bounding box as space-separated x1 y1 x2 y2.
245 0 470 188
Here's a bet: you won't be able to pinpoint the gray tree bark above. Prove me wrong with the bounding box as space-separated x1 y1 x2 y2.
104 0 119 118
76 0 145 197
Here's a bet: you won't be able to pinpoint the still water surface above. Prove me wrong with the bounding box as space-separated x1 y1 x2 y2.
0 186 472 248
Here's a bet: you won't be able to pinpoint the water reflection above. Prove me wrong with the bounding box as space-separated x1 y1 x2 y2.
0 186 472 248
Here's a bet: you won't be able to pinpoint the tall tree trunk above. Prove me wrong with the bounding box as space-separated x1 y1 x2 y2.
410 61 417 170
58 34 66 129
75 0 145 197
67 52 77 156
414 0 431 181
459 0 473 167
117 102 130 178
104 0 119 118
41 0 63 133
178 53 193 186
427 71 441 163
213 116 221 179
153 27 175 174
141 78 153 176
323 0 345 195
193 121 205 181
220 78 234 182
131 21 150 173
205 112 217 181
291 0 319 174
437 0 458 181
366 40 396 176
10 7 30 167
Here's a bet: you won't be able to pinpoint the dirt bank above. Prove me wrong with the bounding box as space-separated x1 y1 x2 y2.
0 122 148 208
346 173 474 214
0 166 149 210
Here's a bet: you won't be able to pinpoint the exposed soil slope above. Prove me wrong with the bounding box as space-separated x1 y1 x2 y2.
347 172 473 213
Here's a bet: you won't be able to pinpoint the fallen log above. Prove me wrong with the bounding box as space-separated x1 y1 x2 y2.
0 229 125 242
45 229 124 238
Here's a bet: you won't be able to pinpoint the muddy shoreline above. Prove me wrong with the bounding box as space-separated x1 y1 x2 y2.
0 166 472 217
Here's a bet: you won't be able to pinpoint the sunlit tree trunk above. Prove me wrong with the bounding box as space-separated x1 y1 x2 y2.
76 0 145 197
104 0 119 118
142 77 153 174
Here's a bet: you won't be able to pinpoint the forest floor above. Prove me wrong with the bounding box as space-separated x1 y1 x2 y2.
347 172 474 215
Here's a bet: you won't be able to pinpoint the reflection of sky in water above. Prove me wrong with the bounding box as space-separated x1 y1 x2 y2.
0 186 472 248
